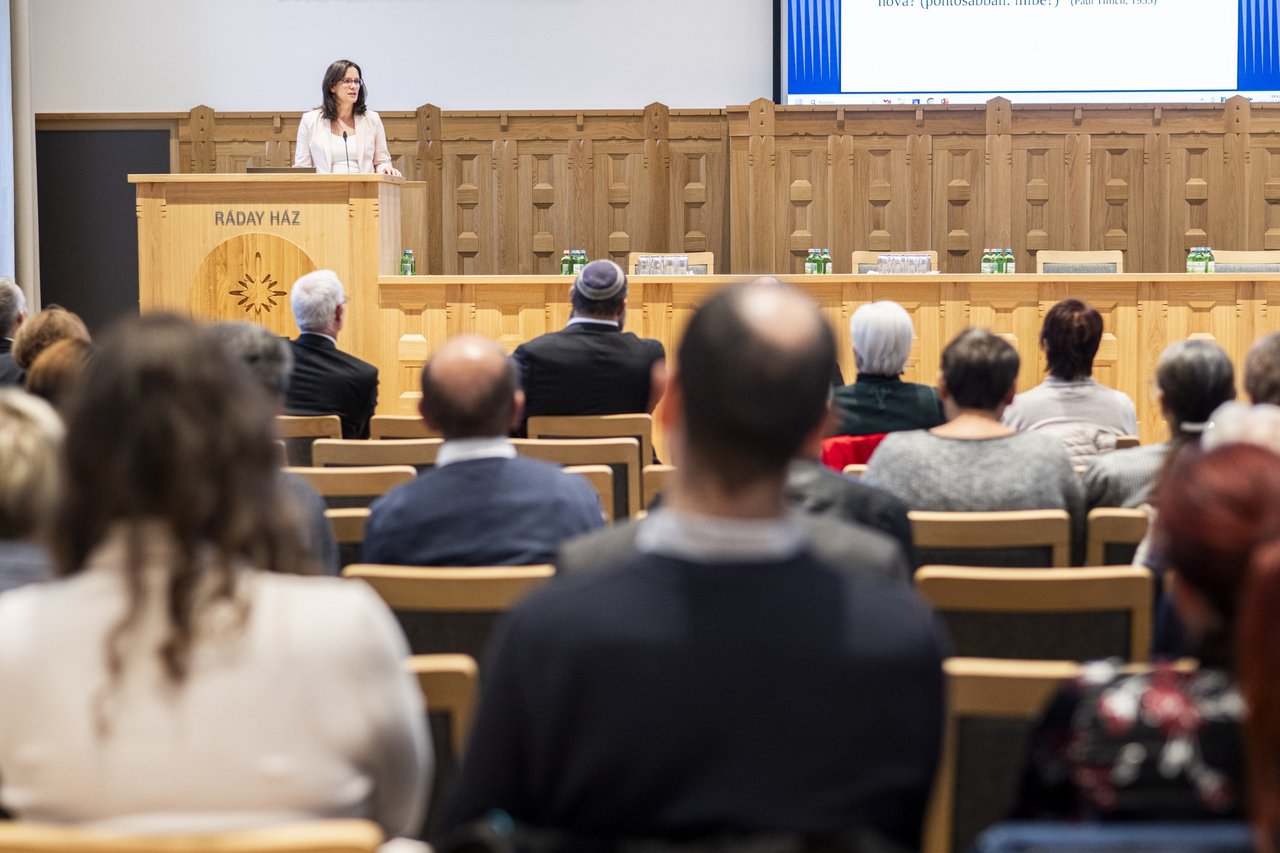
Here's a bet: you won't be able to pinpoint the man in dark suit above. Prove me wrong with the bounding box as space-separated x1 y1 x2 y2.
363 334 604 567
0 278 28 387
445 280 947 850
283 269 378 439
511 259 665 435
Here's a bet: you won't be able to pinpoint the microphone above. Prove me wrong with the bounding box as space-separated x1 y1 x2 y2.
342 131 352 173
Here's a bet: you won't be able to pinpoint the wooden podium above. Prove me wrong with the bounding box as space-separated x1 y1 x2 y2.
129 173 403 366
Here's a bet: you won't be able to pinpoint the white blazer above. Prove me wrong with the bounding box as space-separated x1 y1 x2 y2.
294 108 392 173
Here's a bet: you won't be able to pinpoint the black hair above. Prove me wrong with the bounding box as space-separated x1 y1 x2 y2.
941 328 1020 410
320 59 367 121
570 287 626 320
1041 299 1102 381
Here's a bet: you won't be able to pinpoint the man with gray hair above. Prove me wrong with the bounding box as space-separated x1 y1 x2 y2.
512 258 665 435
0 278 29 387
283 269 378 439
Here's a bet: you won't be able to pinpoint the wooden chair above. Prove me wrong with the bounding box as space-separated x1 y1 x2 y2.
1207 249 1280 273
512 437 642 519
284 465 416 509
1035 250 1124 274
914 565 1154 661
342 564 554 660
909 510 1072 568
643 463 676 507
1085 507 1150 567
274 414 342 467
527 413 653 468
325 507 369 569
1114 434 1140 450
564 464 615 523
408 653 479 760
626 251 715 275
312 438 443 471
369 414 441 439
923 657 1081 853
851 249 938 273
0 820 382 852
842 464 867 478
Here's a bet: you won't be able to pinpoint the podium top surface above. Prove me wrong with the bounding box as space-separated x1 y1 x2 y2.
128 173 402 184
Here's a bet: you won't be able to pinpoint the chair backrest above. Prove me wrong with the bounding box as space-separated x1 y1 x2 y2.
0 820 383 853
512 437 642 518
527 413 653 470
626 251 715 275
564 464 615 524
326 507 369 569
343 564 555 660
972 821 1254 853
1114 434 1140 450
284 465 416 509
643 463 676 507
275 415 342 467
842 464 868 478
408 653 479 760
923 657 1081 853
369 415 441 439
1207 249 1280 273
820 433 888 470
851 250 939 273
1035 250 1124 274
914 565 1154 661
312 438 444 471
909 510 1072 568
1085 507 1150 567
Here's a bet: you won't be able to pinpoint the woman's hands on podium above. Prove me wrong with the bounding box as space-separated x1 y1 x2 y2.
376 163 402 177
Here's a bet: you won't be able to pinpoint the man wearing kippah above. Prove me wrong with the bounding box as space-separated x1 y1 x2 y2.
512 259 666 436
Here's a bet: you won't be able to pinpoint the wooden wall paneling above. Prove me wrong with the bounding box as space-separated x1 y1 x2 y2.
931 138 985 273
643 103 672 256
441 142 497 274
1168 132 1226 270
829 134 855 274
775 137 831 275
188 105 216 173
467 279 562 355
593 140 649 268
907 133 933 258
416 105 444 273
515 143 571 275
569 136 594 260
1011 136 1067 272
494 137 519 273
377 279 451 414
849 136 912 261
985 98 1013 258
729 98 779 275
1162 280 1248 366
1223 97 1251 252
1145 131 1169 274
1089 135 1146 272
667 138 728 271
1063 132 1090 253
1247 133 1280 252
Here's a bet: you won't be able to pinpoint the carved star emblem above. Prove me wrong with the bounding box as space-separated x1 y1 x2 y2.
228 254 287 315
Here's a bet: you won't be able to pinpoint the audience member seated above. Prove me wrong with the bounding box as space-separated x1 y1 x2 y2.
1084 339 1235 511
0 390 61 594
1003 299 1137 467
0 315 429 838
284 269 379 439
863 328 1083 546
1245 331 1280 406
446 280 946 850
363 334 603 566
0 277 28 386
210 321 339 575
1017 444 1272 822
24 337 92 414
832 300 944 437
512 259 666 437
11 304 90 374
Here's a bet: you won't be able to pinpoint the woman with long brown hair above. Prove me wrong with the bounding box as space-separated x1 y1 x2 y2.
0 314 428 837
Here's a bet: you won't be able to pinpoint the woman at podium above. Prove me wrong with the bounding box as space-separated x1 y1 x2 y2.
294 59 401 176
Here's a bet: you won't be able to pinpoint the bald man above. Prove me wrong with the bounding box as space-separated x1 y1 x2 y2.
446 281 946 849
362 335 603 567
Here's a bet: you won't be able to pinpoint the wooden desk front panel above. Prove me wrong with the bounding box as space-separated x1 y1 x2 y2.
374 274 1280 451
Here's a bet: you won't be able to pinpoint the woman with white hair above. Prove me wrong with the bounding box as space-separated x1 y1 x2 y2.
832 300 944 436
0 389 62 594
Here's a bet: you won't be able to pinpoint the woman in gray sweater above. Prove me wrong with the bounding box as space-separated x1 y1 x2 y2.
864 328 1083 563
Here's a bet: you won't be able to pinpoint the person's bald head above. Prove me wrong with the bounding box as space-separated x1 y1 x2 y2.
677 278 835 487
419 335 521 439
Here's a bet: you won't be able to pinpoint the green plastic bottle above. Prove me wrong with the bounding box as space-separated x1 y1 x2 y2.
1205 246 1215 273
821 249 833 274
560 250 573 275
400 250 414 275
804 249 818 275
981 249 993 274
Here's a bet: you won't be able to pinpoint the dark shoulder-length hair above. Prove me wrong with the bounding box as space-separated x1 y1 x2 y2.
54 314 312 697
320 59 367 121
1040 298 1102 381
